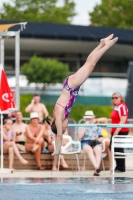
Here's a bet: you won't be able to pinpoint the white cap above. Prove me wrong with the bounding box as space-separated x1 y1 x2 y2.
83 110 95 119
30 112 39 119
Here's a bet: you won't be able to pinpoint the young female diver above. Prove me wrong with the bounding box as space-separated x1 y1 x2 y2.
45 34 118 156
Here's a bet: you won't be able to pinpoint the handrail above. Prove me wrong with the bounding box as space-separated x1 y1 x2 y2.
78 118 133 124
22 117 133 128
23 117 133 128
68 124 133 128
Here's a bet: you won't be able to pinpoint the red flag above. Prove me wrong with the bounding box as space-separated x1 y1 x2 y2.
0 64 16 113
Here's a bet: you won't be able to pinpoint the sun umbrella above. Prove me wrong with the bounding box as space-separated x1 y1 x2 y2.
0 64 16 172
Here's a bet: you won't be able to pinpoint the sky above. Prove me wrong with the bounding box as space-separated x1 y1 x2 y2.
0 0 101 26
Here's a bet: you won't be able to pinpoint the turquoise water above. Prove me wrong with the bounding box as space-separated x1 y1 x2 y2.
0 177 133 200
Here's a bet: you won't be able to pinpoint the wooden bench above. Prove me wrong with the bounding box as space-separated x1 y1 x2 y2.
3 153 110 170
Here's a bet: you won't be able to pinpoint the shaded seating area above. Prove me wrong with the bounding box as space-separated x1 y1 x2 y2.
3 152 110 170
2 117 110 171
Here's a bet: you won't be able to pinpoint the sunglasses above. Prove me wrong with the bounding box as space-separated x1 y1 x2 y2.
112 97 119 100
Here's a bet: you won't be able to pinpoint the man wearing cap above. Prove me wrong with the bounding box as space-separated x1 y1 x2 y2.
25 112 45 170
78 110 103 176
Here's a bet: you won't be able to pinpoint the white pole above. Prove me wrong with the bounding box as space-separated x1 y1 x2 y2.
15 31 20 110
0 37 4 67
0 113 3 169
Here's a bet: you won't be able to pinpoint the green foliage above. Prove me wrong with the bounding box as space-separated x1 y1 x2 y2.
68 104 112 122
20 94 33 117
21 56 69 89
20 93 54 117
89 0 133 29
0 0 76 24
20 94 112 122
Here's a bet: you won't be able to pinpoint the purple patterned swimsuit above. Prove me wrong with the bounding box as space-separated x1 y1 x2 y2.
56 77 80 119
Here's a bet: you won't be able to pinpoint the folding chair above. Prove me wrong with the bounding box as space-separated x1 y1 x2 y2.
111 135 133 176
58 135 81 173
68 118 77 140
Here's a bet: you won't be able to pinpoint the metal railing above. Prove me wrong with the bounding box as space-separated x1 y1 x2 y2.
22 117 133 136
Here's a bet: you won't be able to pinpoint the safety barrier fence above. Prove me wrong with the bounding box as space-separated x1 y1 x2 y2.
23 117 133 132
23 117 133 124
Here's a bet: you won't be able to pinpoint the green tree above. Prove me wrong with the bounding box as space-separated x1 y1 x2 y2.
89 0 133 29
0 0 76 24
21 56 69 90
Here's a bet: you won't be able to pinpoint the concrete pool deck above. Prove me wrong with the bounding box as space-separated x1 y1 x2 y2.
0 159 133 178
0 169 133 178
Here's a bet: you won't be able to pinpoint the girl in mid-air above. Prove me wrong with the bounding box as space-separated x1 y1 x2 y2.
47 34 118 156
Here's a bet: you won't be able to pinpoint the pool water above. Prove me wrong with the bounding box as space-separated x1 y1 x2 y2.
0 177 133 200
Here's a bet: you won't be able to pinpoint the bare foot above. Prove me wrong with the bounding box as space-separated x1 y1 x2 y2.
37 166 45 170
105 37 118 47
52 166 58 171
20 158 28 164
100 34 114 45
61 163 68 169
9 167 15 172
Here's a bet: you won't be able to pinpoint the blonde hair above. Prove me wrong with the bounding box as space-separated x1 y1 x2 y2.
111 92 124 106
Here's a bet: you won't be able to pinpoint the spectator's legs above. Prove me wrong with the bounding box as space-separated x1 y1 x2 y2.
60 155 68 168
83 145 99 170
31 144 39 152
93 145 102 168
4 141 28 164
31 138 44 152
34 145 44 169
10 141 28 164
52 155 68 171
48 143 54 153
8 147 15 171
